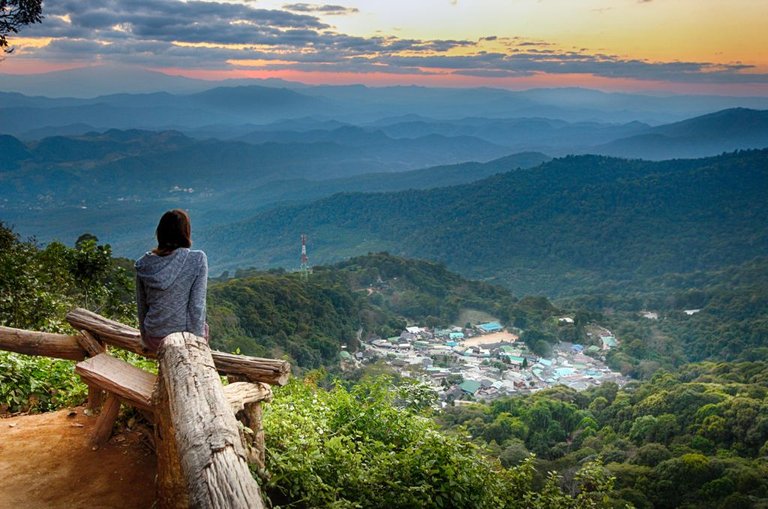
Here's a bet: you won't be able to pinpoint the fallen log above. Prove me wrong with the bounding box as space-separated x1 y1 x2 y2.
0 325 86 361
66 308 291 385
156 332 264 509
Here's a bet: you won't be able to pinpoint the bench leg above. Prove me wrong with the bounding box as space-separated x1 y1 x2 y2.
90 393 121 449
243 402 265 470
86 384 104 412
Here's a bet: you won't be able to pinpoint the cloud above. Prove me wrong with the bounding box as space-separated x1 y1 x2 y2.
283 3 359 15
13 0 768 85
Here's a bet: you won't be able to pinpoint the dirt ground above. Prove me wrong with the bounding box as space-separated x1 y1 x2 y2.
0 407 157 509
461 331 519 347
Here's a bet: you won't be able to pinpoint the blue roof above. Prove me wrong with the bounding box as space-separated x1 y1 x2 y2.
479 322 503 332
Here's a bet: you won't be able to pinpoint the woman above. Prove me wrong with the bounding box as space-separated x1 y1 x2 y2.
135 209 208 352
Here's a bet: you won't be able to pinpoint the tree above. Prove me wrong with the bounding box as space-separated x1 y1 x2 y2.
1 0 43 53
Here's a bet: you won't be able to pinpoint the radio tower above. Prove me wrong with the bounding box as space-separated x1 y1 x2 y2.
300 234 311 280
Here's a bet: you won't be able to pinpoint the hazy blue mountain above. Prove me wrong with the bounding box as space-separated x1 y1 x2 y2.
4 67 768 128
0 135 31 169
0 66 232 97
594 108 768 159
197 150 768 295
5 81 765 158
370 116 649 153
0 125 525 219
196 151 551 213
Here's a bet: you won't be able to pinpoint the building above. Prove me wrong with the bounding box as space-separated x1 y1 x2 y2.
459 380 482 396
478 322 503 333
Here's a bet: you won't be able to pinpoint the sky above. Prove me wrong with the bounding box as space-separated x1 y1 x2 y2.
3 0 768 95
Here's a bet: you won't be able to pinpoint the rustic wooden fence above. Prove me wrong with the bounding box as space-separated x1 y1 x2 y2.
0 308 291 509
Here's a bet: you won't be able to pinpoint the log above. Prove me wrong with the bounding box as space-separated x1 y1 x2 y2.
90 393 121 448
213 351 290 386
243 403 266 470
157 332 264 509
0 325 86 361
222 382 272 415
66 308 291 385
66 308 146 354
154 366 190 509
77 329 106 357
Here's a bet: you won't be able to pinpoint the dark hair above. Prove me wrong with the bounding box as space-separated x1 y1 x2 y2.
153 209 192 256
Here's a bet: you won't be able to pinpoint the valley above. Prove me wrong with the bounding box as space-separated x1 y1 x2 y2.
2 75 767 509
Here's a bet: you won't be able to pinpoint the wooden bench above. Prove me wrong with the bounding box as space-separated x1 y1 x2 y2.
75 352 272 464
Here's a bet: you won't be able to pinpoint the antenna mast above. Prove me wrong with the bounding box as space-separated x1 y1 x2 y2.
300 234 310 280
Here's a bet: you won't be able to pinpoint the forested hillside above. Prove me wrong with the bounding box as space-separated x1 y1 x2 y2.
439 362 768 509
203 149 768 296
208 252 517 367
0 223 624 508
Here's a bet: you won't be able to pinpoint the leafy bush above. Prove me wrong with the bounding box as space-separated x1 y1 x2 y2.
0 352 86 414
262 376 616 509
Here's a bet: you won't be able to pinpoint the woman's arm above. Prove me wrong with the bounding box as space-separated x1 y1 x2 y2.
188 252 208 338
136 274 147 337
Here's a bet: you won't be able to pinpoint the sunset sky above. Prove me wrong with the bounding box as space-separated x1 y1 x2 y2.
4 0 768 95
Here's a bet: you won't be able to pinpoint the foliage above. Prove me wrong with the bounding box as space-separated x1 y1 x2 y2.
262 376 617 509
439 362 768 508
0 0 43 52
0 352 85 413
0 223 139 414
0 222 136 332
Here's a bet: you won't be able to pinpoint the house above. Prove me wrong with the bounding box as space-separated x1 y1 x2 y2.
478 322 503 333
459 380 482 395
601 335 617 350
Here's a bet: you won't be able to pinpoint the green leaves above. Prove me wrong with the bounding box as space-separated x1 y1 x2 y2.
262 376 617 509
0 352 86 413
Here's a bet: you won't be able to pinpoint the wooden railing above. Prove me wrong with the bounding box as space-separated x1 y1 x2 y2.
0 308 291 509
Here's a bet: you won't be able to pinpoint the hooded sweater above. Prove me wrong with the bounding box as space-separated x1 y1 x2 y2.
135 248 208 343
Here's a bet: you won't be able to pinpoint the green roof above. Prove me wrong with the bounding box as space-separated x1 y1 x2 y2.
339 351 353 360
459 380 482 394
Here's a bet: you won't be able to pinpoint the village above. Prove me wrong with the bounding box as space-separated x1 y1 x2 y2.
343 319 628 404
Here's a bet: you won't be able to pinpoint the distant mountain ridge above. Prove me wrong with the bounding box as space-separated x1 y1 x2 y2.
199 149 768 296
2 83 765 160
594 108 768 159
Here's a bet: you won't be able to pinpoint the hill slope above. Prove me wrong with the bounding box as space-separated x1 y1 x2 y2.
594 108 768 159
201 150 768 296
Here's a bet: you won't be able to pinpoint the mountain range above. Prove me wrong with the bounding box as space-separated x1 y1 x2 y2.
197 149 768 296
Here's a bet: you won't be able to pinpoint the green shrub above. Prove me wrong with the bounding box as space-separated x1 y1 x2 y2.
0 352 86 413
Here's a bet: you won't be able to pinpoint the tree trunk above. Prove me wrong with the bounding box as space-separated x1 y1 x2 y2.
154 366 191 509
156 332 265 509
0 325 86 360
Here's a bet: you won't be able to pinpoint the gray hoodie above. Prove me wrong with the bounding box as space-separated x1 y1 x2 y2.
135 248 208 341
